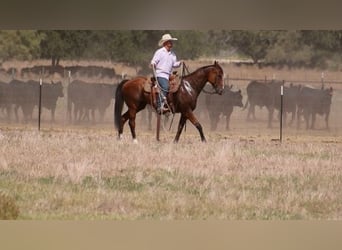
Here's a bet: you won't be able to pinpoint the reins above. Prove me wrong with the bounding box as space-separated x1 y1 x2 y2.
167 62 190 131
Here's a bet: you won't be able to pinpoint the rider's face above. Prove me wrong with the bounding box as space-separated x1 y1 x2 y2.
164 41 173 51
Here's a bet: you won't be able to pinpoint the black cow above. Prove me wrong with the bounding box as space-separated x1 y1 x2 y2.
9 80 64 123
9 79 38 122
40 81 64 122
244 80 283 128
296 86 333 130
95 83 117 122
205 85 243 130
0 81 12 121
274 83 301 127
67 80 116 124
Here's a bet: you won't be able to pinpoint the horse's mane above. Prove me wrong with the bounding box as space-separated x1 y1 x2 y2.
183 63 221 78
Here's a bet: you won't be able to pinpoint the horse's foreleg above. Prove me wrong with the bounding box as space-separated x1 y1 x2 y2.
190 116 206 142
174 115 187 143
185 112 207 142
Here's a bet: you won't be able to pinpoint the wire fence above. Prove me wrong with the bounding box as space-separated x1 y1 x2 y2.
1 68 342 140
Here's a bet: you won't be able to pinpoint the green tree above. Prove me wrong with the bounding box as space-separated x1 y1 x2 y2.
39 30 92 65
265 31 313 67
171 30 207 59
39 30 67 66
0 30 42 62
300 30 342 68
204 30 233 56
226 30 278 63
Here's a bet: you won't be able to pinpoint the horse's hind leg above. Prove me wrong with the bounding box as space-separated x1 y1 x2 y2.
118 111 130 139
128 110 138 143
119 109 138 142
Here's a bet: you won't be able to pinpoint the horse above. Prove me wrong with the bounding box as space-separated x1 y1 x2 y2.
114 61 225 142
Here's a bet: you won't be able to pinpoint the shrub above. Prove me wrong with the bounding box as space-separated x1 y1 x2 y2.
0 191 19 220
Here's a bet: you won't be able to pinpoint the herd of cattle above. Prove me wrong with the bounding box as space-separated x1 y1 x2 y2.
205 80 333 130
0 78 335 131
1 65 118 79
0 79 116 124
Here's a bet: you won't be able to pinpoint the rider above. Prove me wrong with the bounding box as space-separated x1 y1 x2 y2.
150 33 183 114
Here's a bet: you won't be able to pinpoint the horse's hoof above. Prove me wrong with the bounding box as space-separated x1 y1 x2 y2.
133 139 138 144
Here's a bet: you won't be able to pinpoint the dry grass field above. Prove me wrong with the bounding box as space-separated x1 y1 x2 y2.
0 60 341 220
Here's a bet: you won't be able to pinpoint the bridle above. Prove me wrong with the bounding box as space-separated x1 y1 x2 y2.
180 63 223 95
202 65 223 95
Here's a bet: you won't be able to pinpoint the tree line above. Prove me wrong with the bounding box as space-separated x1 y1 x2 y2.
1 30 342 70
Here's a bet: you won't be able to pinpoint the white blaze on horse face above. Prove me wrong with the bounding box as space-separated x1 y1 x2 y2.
183 80 193 96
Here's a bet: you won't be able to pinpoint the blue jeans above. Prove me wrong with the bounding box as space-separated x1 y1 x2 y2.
156 77 169 109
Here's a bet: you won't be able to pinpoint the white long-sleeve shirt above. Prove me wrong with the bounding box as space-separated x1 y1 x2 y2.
151 47 181 79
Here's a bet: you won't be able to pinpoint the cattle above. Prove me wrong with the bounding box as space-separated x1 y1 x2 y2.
296 86 333 130
9 79 38 122
0 81 12 121
9 80 64 123
205 85 243 130
67 80 116 124
64 66 116 78
21 65 117 79
40 81 64 122
244 80 283 128
21 65 65 78
274 83 301 127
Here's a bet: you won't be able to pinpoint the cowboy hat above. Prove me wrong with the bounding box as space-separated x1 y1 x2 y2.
158 33 178 47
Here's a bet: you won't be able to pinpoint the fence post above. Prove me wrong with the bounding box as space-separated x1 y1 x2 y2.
280 82 284 143
321 72 325 89
38 78 42 131
68 70 71 84
66 71 71 123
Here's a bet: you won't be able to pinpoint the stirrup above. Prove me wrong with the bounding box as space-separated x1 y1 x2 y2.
157 105 170 115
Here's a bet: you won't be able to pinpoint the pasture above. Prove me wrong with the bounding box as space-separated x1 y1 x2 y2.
0 60 341 220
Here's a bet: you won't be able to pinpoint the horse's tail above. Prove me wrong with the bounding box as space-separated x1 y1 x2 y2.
114 79 128 129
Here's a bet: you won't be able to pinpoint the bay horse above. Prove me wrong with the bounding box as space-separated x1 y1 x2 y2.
114 61 224 142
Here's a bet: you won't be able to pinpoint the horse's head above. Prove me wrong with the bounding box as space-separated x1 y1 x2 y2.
207 61 224 95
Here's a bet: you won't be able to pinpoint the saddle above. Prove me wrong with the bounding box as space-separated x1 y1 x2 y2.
143 72 180 113
143 71 180 93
